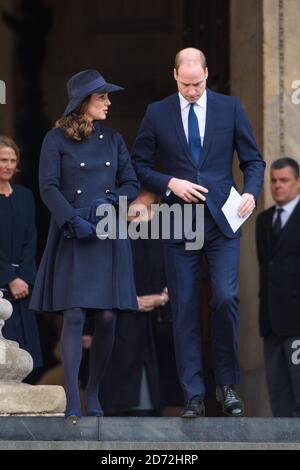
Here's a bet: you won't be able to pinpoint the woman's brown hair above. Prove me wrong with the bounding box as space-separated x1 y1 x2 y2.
54 96 94 141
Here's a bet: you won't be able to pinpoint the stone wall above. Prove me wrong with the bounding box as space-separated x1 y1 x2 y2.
231 0 300 416
263 0 300 207
230 0 269 416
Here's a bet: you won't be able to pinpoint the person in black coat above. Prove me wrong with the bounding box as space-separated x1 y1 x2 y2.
0 136 42 370
30 70 140 421
256 157 300 417
99 217 183 415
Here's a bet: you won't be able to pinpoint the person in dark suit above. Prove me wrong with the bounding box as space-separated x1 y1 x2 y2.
132 48 265 417
0 136 42 372
256 157 300 417
30 69 140 422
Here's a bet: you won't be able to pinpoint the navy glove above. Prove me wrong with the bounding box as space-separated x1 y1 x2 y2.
89 193 118 224
69 215 96 240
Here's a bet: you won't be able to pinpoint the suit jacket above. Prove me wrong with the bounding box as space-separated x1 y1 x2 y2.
132 89 265 239
256 200 300 337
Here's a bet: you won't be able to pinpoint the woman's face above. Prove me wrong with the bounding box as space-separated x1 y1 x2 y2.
86 93 111 121
0 146 18 183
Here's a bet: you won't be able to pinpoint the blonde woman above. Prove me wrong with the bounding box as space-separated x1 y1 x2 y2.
0 136 42 373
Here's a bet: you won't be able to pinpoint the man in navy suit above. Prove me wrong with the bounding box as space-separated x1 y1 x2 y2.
256 158 300 416
132 48 265 417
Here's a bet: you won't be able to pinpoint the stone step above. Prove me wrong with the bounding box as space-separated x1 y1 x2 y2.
0 441 300 450
0 417 300 445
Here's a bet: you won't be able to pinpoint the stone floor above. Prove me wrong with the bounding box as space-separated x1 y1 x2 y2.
1 441 300 450
0 416 300 450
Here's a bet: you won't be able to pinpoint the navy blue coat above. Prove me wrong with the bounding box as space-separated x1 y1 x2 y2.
30 122 140 313
0 185 42 367
132 90 265 239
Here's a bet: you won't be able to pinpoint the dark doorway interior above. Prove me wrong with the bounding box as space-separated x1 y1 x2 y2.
6 0 229 209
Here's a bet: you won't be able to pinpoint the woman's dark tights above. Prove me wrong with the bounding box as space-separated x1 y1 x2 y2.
61 308 117 416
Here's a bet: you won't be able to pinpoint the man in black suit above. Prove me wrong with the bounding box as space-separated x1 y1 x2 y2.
256 157 300 417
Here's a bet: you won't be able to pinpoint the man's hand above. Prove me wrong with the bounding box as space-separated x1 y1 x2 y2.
137 295 161 312
82 335 93 350
167 178 208 203
8 278 29 300
238 193 256 218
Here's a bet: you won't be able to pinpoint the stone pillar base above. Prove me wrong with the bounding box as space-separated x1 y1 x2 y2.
0 382 66 415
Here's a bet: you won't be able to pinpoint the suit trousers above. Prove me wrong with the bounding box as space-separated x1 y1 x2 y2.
164 206 241 400
264 333 300 417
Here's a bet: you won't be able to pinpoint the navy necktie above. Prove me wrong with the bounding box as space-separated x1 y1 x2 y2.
188 103 201 165
272 208 284 237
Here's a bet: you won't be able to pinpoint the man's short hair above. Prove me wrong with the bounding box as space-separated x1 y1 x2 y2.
174 49 207 72
270 157 300 178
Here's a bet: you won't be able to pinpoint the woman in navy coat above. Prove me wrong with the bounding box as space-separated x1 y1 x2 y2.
30 70 140 421
0 136 42 370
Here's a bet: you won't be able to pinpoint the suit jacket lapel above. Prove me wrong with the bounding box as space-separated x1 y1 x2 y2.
198 89 216 169
265 207 275 256
272 199 300 254
170 94 197 167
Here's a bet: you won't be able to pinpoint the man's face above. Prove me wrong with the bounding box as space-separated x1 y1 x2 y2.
271 167 300 205
174 64 208 103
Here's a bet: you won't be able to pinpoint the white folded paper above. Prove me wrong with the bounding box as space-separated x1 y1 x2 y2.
221 186 251 233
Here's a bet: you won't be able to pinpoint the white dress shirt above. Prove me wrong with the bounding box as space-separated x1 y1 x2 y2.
272 194 300 228
166 90 207 196
178 90 207 146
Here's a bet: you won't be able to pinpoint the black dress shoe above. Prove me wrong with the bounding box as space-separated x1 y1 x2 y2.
216 385 244 417
181 395 205 418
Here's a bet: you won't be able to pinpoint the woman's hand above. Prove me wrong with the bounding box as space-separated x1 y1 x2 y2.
89 193 118 223
70 215 96 240
8 278 29 300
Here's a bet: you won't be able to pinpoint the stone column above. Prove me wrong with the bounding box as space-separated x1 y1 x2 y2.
0 292 66 415
230 0 300 416
230 0 266 416
263 0 300 206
